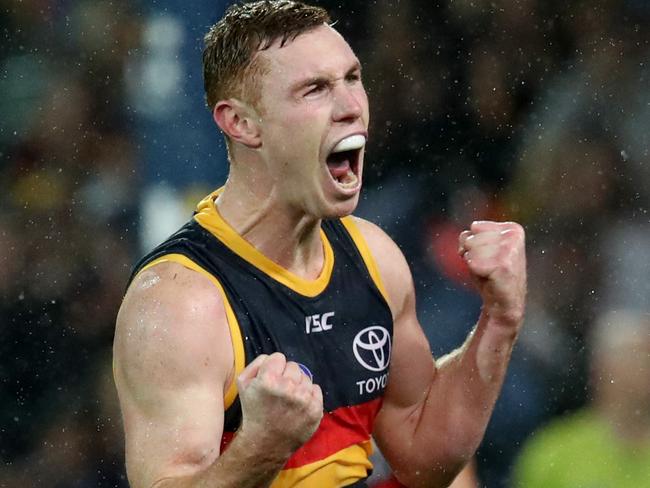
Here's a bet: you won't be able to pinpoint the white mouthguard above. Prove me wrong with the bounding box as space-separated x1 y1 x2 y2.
331 134 366 153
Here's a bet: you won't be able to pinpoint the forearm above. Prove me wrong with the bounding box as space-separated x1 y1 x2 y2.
395 312 519 486
151 429 292 488
433 311 518 444
366 218 526 486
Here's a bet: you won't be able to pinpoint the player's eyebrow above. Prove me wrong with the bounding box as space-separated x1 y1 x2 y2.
291 75 331 94
346 61 362 75
291 60 362 93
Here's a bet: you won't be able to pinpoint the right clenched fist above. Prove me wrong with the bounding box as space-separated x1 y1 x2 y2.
237 352 324 455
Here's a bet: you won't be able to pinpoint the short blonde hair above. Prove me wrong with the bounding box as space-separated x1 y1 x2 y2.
202 1 330 110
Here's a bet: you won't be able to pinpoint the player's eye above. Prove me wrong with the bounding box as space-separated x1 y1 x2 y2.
305 82 328 97
346 71 362 83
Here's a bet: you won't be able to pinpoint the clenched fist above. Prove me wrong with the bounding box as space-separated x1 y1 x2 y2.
237 352 324 457
458 221 527 328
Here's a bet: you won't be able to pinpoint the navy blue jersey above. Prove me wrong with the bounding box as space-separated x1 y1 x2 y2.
128 191 394 487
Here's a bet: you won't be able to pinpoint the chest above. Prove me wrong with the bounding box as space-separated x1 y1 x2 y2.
229 268 393 412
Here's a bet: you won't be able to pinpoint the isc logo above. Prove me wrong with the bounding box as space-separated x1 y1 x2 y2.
305 312 335 334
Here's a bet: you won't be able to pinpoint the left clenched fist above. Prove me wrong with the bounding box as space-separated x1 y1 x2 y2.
458 221 527 328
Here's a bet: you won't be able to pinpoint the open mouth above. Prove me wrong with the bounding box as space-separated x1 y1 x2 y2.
326 134 365 188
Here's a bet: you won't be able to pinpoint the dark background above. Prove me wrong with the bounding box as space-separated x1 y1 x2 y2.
1 0 649 486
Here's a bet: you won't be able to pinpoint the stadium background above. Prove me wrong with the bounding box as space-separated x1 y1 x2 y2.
1 0 649 486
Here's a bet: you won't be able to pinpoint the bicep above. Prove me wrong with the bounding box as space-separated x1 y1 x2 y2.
349 218 437 449
373 282 436 452
119 376 225 488
113 264 233 488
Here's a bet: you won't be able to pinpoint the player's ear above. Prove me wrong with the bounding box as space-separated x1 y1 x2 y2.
213 99 262 149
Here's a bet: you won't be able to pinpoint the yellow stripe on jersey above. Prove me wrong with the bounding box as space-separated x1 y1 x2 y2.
340 216 390 306
271 441 373 487
136 254 245 409
194 190 335 298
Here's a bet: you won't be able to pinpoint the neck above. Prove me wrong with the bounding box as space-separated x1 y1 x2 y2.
216 170 325 280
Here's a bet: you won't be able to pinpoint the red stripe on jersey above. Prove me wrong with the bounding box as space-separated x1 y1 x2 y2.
220 397 382 468
284 397 382 469
221 431 235 452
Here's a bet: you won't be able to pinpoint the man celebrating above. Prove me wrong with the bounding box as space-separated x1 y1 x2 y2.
113 2 527 487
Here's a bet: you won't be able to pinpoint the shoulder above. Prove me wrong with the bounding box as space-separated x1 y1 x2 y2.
343 216 400 254
115 261 233 395
114 261 232 488
344 215 414 317
119 260 228 345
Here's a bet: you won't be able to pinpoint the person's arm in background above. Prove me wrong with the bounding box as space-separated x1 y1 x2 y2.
113 262 323 488
356 218 526 487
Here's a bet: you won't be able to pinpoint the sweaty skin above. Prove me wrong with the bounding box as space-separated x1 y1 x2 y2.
115 264 323 488
365 218 525 487
114 22 526 488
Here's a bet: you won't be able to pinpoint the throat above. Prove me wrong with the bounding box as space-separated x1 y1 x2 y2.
264 231 327 281
216 181 327 280
239 214 326 280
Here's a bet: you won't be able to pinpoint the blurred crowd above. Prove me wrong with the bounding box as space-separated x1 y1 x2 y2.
1 0 649 486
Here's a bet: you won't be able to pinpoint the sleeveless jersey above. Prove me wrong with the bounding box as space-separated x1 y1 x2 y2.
129 191 394 487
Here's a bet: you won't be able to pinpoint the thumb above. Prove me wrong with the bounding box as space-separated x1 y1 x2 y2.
237 354 268 390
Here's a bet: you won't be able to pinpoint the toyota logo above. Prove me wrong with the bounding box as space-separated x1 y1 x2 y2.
353 326 391 372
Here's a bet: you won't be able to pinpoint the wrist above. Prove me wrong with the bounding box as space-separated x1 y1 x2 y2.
236 424 297 463
476 310 521 352
480 303 524 331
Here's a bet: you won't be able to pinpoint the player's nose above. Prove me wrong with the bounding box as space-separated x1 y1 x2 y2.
332 84 364 123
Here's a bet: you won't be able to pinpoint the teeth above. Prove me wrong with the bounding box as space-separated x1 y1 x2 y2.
332 134 366 153
336 169 358 188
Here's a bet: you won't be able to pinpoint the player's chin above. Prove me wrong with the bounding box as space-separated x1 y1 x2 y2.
325 193 361 219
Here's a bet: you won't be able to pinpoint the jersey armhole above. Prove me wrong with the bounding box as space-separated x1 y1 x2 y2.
340 217 391 306
135 254 245 409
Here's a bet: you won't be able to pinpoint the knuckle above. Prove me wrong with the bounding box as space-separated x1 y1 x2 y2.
285 360 300 373
501 232 521 250
257 375 275 391
271 351 287 362
263 353 286 372
312 386 324 404
309 393 323 409
294 382 311 398
311 409 324 423
506 221 525 238
279 375 297 391
511 221 524 233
